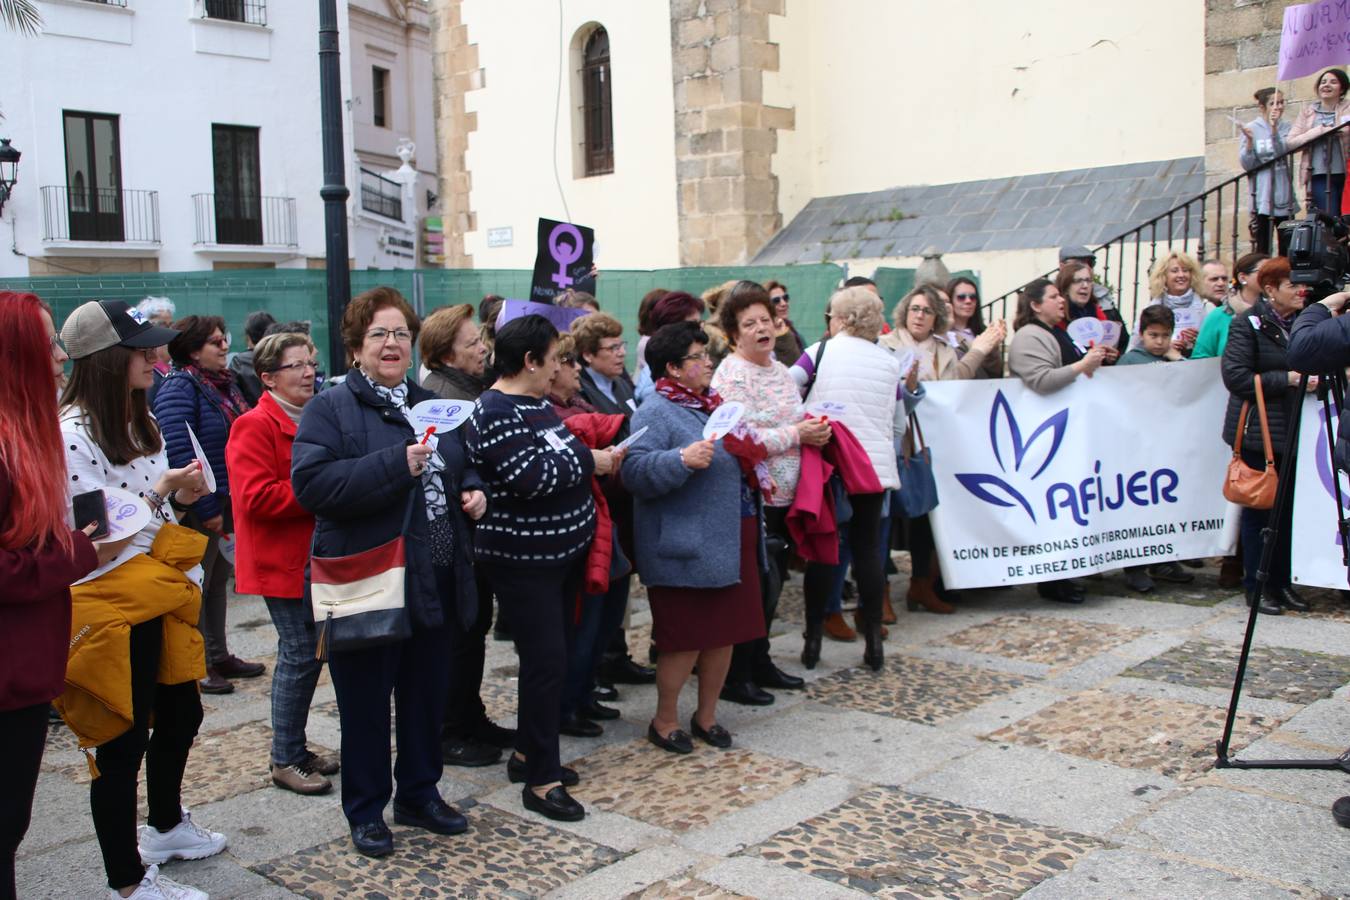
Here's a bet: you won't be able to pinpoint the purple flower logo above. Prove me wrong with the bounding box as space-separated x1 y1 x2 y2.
954 391 1069 523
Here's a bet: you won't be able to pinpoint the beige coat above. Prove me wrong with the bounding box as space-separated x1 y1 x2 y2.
878 329 990 381
1007 322 1078 395
1287 100 1350 190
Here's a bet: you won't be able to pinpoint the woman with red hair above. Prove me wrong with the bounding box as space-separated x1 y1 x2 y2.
0 292 100 899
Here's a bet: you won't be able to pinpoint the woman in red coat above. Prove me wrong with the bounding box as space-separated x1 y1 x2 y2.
0 292 101 900
225 332 338 796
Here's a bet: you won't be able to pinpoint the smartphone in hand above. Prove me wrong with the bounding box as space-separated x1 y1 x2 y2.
72 489 109 540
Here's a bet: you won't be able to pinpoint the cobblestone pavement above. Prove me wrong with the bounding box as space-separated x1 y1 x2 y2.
18 560 1350 898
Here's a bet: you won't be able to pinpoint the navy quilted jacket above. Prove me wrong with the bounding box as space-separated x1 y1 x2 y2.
152 369 236 521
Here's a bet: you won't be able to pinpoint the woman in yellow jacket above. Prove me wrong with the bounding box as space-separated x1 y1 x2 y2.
56 301 223 900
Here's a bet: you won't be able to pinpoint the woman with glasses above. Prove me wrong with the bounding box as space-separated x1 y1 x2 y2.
572 312 636 423
766 280 805 364
944 278 1006 378
153 315 267 695
225 332 339 797
1056 264 1127 360
625 321 768 753
292 287 488 856
417 303 514 770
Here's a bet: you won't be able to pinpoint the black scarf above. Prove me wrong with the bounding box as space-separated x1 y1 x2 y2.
1030 319 1083 366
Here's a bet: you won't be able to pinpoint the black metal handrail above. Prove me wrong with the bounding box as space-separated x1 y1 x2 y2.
983 119 1350 328
191 193 298 247
359 168 404 221
40 186 160 243
204 0 266 26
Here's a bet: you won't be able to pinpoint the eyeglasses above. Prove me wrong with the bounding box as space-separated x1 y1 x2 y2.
681 351 711 363
558 353 577 366
274 359 320 374
49 335 65 355
909 306 936 316
773 293 790 303
366 328 414 343
598 341 626 354
954 292 978 300
206 336 229 349
137 347 159 361
1070 276 1093 285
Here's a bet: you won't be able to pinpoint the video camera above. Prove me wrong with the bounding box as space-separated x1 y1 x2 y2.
1283 213 1350 301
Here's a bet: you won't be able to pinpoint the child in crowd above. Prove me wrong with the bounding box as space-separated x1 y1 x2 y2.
1119 305 1184 365
1116 304 1194 591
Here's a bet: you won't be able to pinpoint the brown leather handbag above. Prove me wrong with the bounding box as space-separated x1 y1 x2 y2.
1223 374 1277 510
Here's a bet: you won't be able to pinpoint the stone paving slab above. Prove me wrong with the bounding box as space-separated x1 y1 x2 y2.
1121 638 1350 706
805 654 1033 725
1019 848 1323 899
744 788 1103 899
1127 786 1350 895
941 614 1145 669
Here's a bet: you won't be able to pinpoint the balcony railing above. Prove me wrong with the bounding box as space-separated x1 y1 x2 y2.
191 193 297 247
82 0 128 7
984 121 1350 330
204 0 266 26
359 168 404 221
40 186 160 243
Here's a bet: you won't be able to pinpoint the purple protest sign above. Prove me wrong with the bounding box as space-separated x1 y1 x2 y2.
1279 1 1350 81
495 299 593 333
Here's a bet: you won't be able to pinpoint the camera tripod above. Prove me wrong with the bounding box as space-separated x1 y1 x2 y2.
1215 367 1350 773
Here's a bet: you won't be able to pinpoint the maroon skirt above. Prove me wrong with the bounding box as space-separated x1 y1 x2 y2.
647 516 766 653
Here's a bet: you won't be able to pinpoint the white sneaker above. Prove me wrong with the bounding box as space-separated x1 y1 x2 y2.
107 864 208 900
137 807 227 864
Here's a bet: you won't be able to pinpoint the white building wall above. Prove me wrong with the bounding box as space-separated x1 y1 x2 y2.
458 0 681 269
0 0 357 276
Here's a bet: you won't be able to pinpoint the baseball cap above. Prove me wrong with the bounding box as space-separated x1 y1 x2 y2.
61 299 180 359
1059 244 1096 264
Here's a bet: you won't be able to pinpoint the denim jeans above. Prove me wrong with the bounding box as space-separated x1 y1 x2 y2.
264 597 323 767
1311 173 1346 218
563 572 630 715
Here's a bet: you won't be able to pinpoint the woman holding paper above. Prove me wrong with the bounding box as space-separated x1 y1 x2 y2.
152 315 265 694
1056 263 1126 360
0 292 100 900
1289 68 1350 217
1143 252 1208 357
945 277 1006 379
1008 280 1106 604
624 321 768 753
462 314 610 823
711 282 826 705
56 299 223 900
291 287 487 857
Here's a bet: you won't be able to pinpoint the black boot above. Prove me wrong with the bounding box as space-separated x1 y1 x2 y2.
1246 587 1283 616
1275 585 1310 612
862 620 884 673
801 623 822 669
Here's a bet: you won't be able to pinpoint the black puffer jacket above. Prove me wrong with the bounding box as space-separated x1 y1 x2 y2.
1220 298 1299 456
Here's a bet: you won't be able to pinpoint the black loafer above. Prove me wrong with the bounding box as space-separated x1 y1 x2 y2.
753 664 805 691
560 712 604 738
601 656 657 685
579 699 620 721
1277 585 1311 612
1247 588 1284 615
350 820 394 857
442 736 502 767
470 720 517 749
690 717 732 749
647 722 693 754
522 785 585 822
719 680 775 706
507 754 579 786
392 797 468 835
592 683 619 702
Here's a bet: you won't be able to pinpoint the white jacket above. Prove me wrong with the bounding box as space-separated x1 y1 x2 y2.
792 334 904 490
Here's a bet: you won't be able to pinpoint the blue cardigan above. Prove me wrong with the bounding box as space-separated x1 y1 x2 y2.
290 372 484 630
152 369 233 521
622 393 764 589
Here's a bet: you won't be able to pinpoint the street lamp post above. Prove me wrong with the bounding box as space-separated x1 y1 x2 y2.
318 0 351 373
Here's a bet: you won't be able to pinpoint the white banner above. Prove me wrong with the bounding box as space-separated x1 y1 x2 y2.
920 359 1240 589
1293 394 1350 589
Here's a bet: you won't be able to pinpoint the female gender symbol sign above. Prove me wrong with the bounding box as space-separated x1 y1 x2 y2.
549 222 584 289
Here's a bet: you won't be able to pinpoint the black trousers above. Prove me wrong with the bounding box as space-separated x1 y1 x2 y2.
805 492 885 627
443 566 495 739
327 591 452 826
1250 213 1290 256
481 560 581 787
0 702 49 900
91 619 203 890
729 506 788 683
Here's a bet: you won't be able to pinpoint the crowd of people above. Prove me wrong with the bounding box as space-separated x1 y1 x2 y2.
6 69 1350 897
